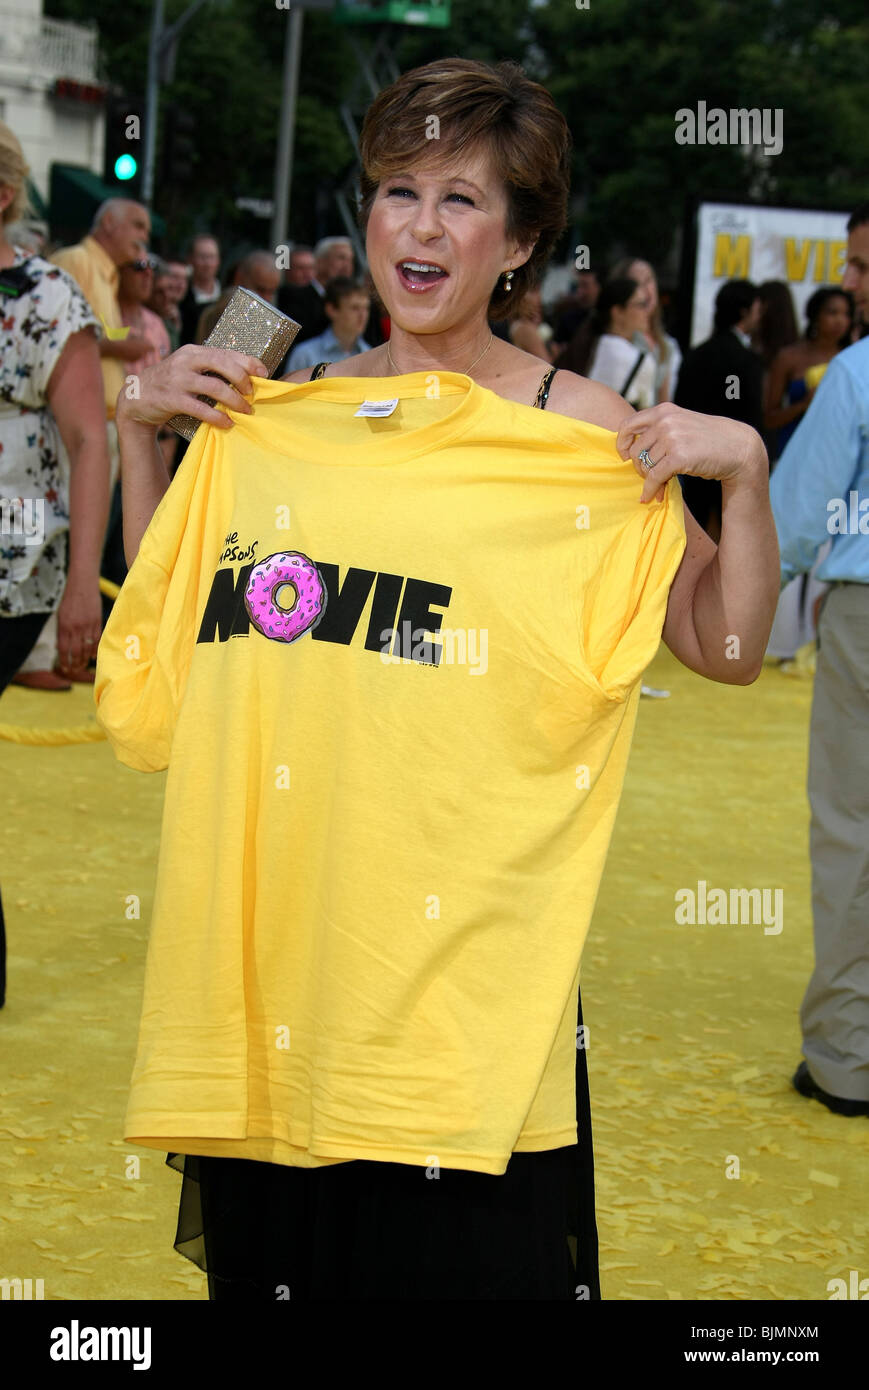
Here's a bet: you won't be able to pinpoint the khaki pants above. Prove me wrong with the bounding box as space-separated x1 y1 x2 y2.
18 417 119 674
801 581 869 1100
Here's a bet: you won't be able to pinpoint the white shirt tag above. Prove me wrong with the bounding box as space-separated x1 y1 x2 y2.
354 398 399 418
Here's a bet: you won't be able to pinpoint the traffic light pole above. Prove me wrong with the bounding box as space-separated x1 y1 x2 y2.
270 5 305 253
142 0 213 209
142 0 163 208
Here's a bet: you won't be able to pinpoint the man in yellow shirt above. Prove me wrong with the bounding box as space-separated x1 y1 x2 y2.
51 198 152 480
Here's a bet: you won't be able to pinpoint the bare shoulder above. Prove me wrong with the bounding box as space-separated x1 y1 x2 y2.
546 368 633 433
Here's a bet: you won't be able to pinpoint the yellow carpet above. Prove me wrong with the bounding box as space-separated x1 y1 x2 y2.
1 645 865 1301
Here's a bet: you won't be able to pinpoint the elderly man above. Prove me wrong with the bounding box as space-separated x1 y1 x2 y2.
179 233 222 345
277 236 354 343
51 198 151 467
18 200 150 686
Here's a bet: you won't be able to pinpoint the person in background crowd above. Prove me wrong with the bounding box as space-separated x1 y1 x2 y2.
752 280 799 372
4 217 48 255
610 257 681 403
284 244 316 287
86 255 175 604
764 287 855 460
497 281 552 362
165 258 190 306
179 234 222 345
118 256 174 478
549 268 600 356
674 278 764 542
768 201 869 1120
0 119 110 1003
278 236 354 342
752 280 799 464
119 256 172 373
196 250 282 343
47 197 150 675
583 276 657 409
148 259 183 352
285 276 372 370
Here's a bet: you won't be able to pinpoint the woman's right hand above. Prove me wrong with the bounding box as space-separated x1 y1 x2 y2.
115 345 269 432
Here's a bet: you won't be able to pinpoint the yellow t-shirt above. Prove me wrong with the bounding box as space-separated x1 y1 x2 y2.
94 371 686 1176
50 235 125 418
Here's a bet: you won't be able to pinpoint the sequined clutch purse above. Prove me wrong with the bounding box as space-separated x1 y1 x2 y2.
167 287 301 440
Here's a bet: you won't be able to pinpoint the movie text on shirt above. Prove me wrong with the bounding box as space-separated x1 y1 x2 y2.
197 557 453 666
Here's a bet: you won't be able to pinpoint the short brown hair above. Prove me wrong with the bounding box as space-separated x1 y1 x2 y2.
357 58 571 320
323 275 368 309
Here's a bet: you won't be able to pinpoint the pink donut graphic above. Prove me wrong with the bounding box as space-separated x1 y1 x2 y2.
244 550 326 644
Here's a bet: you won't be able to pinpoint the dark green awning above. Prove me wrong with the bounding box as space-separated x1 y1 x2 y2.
48 164 166 244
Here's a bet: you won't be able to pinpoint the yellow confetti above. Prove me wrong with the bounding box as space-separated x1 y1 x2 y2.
731 1065 762 1083
809 1170 840 1189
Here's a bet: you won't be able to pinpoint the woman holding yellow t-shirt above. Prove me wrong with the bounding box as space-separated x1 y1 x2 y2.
102 58 780 1302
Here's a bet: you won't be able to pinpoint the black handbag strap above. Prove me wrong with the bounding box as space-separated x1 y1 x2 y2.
619 348 646 399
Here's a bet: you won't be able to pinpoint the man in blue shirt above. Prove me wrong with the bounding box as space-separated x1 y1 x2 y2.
285 277 372 372
769 202 869 1118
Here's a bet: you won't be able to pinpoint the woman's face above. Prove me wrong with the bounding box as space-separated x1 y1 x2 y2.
365 144 534 338
612 285 649 338
629 260 657 316
120 260 153 304
816 295 851 342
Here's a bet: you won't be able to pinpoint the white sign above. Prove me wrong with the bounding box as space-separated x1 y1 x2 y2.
235 197 274 218
691 202 850 346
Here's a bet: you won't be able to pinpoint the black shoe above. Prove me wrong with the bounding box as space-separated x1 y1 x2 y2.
792 1061 869 1117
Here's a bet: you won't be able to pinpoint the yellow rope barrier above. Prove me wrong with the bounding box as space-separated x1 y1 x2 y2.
0 576 120 744
0 722 106 745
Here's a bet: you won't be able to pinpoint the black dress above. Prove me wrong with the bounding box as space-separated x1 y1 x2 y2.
165 365 602 1300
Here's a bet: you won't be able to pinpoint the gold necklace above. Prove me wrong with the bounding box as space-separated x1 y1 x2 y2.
386 333 494 378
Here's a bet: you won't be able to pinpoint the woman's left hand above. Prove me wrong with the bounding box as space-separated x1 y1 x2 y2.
56 575 103 674
615 403 768 504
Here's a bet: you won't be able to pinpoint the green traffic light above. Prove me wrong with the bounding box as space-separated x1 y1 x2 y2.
114 153 138 181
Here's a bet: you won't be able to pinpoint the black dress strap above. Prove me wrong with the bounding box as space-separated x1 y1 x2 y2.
534 367 557 409
309 362 328 380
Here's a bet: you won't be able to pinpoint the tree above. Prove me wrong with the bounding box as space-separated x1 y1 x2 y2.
45 0 869 271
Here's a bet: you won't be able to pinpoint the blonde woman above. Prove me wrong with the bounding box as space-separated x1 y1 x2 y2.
0 120 110 1005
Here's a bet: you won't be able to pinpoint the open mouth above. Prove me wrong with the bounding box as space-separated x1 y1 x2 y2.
396 259 449 292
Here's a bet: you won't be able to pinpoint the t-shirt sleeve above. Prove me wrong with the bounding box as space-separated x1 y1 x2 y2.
19 262 101 406
94 429 213 771
577 472 687 701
